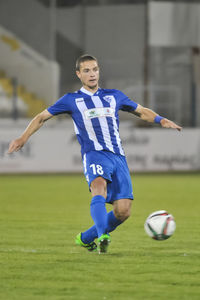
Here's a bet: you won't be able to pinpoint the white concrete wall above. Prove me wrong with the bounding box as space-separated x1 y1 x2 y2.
56 4 145 89
0 0 51 58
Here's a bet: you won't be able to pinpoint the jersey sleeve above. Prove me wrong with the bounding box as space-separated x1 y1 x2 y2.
47 94 72 115
117 90 138 112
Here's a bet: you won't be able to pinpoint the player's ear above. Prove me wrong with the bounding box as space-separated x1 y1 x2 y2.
76 70 81 79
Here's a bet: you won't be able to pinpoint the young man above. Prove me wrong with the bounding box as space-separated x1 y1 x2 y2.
8 55 182 254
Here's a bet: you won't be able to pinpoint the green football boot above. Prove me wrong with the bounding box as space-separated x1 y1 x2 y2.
97 234 111 254
75 233 97 252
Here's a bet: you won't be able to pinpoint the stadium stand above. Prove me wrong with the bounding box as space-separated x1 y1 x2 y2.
0 70 46 118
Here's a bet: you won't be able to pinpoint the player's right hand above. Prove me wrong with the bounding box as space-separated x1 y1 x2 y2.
8 138 25 154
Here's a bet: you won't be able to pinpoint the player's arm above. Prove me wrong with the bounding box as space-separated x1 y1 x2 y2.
8 109 53 154
132 104 182 131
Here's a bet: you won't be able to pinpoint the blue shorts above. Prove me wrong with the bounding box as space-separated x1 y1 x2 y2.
82 150 133 204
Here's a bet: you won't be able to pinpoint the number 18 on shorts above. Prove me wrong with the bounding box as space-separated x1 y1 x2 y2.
82 150 134 204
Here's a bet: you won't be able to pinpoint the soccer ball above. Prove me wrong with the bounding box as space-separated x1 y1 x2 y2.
144 210 176 241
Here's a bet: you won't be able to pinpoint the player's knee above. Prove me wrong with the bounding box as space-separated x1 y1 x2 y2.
115 207 131 221
113 199 132 221
90 177 107 198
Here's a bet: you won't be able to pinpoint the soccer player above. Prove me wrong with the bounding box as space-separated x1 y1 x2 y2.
8 55 182 254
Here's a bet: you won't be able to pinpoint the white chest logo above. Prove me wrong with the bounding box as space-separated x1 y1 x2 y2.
84 107 114 119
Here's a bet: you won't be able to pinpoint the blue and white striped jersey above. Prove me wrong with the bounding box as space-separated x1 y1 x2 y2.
47 87 138 156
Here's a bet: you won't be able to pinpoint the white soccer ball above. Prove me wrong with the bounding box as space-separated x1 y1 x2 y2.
144 210 176 240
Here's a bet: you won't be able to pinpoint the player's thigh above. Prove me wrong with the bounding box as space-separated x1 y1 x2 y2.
113 198 132 220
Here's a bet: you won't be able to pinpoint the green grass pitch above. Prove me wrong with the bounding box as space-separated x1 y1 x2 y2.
0 173 200 300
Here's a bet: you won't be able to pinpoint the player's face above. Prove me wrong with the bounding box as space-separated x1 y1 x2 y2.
76 60 99 91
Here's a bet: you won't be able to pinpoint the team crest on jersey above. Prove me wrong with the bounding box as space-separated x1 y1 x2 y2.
75 98 84 103
103 96 113 104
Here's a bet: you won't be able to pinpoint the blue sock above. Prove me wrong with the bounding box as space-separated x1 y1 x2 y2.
90 195 107 238
107 211 123 232
81 211 123 244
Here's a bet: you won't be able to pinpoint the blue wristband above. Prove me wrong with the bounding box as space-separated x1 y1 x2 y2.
154 115 164 124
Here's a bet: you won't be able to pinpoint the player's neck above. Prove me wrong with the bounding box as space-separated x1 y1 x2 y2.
83 85 99 95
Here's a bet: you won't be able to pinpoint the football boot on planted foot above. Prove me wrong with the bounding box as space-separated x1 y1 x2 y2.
97 234 111 254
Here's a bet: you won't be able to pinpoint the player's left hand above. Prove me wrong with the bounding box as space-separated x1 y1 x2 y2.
160 118 182 131
7 137 25 154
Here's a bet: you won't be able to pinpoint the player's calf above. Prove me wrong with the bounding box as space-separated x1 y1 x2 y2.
113 198 132 222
